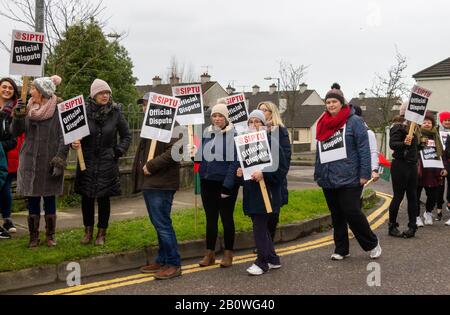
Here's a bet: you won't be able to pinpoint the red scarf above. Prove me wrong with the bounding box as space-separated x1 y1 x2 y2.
316 105 351 141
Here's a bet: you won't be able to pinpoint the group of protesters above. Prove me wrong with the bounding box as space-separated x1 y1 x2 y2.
1 76 449 280
388 105 450 239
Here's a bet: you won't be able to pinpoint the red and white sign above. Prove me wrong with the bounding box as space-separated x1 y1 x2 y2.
9 29 45 76
235 130 273 181
57 96 90 145
172 84 204 126
405 85 433 125
140 92 180 143
224 93 249 133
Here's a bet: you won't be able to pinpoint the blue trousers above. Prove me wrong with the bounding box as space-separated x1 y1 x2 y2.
143 189 181 267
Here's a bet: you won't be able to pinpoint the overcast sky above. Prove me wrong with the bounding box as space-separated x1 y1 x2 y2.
1 0 449 99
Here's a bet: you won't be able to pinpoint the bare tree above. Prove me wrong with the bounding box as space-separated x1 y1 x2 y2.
0 0 106 56
369 51 409 154
279 60 309 145
164 56 196 84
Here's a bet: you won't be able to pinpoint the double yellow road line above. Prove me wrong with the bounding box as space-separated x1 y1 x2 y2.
37 191 392 296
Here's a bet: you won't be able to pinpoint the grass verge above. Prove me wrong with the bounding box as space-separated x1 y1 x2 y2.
0 189 379 272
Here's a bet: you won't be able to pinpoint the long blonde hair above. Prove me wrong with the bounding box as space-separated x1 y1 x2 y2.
257 101 285 128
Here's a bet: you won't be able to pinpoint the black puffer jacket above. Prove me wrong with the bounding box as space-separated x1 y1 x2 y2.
390 122 419 164
74 98 131 198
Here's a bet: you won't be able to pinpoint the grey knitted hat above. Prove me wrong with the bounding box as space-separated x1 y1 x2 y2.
33 75 62 98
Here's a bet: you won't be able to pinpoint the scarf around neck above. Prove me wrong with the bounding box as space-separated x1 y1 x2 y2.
316 105 351 141
89 98 113 125
0 100 15 117
27 95 58 121
420 127 443 158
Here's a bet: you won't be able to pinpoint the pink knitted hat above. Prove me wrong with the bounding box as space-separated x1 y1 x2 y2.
90 79 112 98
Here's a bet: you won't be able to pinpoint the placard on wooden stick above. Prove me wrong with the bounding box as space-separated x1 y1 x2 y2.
224 93 249 133
9 30 45 77
57 95 90 171
235 130 273 213
172 84 204 157
140 93 180 161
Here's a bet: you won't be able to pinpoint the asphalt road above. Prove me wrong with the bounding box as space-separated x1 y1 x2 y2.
8 171 450 296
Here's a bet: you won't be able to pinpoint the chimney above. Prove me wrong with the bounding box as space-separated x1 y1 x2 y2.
269 84 277 95
169 75 180 85
252 85 260 95
359 92 366 100
226 84 235 95
152 76 162 87
299 83 307 94
200 73 211 84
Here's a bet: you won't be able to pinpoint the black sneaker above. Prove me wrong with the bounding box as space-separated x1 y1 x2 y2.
3 220 17 233
0 226 11 239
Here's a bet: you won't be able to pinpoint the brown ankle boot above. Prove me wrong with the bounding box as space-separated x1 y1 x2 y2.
80 226 94 245
45 214 57 247
220 250 233 268
27 214 40 248
199 250 215 267
95 228 107 246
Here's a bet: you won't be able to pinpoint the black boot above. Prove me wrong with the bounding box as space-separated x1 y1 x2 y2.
402 227 417 238
388 222 402 237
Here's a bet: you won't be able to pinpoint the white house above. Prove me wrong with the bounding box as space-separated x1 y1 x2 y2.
413 57 450 112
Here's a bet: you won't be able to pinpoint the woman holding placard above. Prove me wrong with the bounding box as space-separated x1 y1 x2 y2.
257 101 291 242
196 101 239 268
236 110 288 276
388 103 422 238
416 112 447 226
314 83 381 260
0 77 21 238
71 79 131 246
11 75 69 248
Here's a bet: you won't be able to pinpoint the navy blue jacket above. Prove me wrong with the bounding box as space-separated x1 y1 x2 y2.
241 135 289 216
314 109 371 189
198 124 238 191
275 126 292 206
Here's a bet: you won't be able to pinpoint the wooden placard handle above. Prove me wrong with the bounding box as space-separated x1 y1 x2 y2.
188 125 195 158
147 140 158 161
259 178 273 214
406 122 417 146
77 146 86 172
21 76 29 104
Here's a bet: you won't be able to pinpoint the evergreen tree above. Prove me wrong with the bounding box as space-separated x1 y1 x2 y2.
45 19 138 105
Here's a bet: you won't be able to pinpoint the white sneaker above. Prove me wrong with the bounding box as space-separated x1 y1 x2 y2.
268 263 281 270
369 242 382 259
445 219 450 226
246 264 265 276
416 216 424 227
331 253 350 261
423 212 433 225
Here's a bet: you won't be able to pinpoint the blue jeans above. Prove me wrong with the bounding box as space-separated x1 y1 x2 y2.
143 189 180 267
28 196 56 215
0 173 16 219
